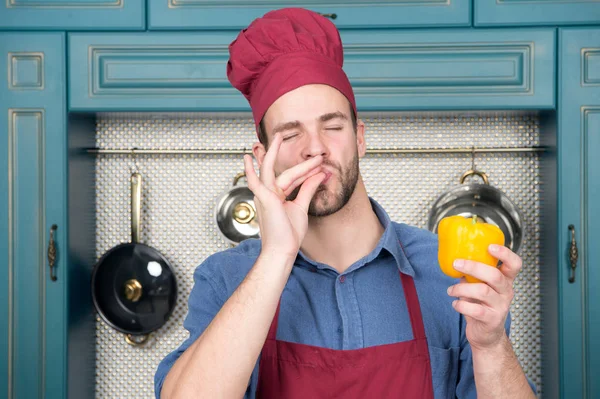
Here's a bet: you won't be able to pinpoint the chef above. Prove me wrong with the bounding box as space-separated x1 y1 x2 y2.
155 7 537 398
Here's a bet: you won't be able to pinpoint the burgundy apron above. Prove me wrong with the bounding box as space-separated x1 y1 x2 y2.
256 271 435 398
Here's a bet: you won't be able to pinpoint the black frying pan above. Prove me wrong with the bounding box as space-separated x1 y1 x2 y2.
92 172 178 346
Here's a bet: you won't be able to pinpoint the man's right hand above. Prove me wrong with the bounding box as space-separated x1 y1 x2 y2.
244 132 326 260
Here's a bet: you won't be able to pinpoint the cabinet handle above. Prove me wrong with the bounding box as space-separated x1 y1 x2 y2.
568 224 578 283
318 12 337 19
48 224 58 282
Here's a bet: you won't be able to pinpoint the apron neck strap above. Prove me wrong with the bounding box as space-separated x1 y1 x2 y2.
399 272 426 340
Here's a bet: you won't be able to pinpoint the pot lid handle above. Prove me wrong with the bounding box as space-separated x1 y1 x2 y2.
233 202 256 224
460 170 489 185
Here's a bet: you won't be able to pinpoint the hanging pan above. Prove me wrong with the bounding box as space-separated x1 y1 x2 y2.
428 169 524 254
215 172 260 245
92 171 178 346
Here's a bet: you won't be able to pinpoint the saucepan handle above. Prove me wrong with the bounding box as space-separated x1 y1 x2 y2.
232 172 247 187
459 170 489 185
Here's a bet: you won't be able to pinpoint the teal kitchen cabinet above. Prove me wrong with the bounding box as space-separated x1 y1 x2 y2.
0 0 145 30
148 0 471 30
557 27 600 399
68 28 555 112
475 0 600 27
0 33 69 399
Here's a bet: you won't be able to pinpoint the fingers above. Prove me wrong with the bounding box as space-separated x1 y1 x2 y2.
259 133 283 188
489 244 523 281
293 172 326 212
245 139 326 206
453 259 512 296
243 154 274 201
451 299 490 322
447 282 503 310
283 165 324 196
276 155 323 195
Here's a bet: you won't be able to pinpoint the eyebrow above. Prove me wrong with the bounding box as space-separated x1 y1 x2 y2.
271 111 349 135
319 111 348 123
272 120 302 135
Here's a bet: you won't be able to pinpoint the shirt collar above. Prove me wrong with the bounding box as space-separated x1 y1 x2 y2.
296 197 415 277
369 198 416 277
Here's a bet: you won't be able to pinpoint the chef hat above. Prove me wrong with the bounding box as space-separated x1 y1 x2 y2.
226 7 357 133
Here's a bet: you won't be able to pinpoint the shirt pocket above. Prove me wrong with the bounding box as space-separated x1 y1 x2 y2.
429 346 460 399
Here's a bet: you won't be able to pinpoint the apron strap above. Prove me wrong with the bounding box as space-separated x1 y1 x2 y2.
399 272 426 340
267 301 281 340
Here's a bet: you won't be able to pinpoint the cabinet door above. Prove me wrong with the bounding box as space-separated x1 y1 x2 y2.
475 0 600 26
148 0 471 30
559 27 600 399
0 33 67 399
68 29 554 112
0 0 144 30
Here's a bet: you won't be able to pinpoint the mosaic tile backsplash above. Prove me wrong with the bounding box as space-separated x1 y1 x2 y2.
94 111 542 398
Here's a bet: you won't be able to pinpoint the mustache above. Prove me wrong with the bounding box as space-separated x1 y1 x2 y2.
319 160 342 175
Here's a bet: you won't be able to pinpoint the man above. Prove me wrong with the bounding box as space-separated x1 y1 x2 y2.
155 7 537 398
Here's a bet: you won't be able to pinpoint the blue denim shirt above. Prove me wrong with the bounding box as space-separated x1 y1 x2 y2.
154 198 536 398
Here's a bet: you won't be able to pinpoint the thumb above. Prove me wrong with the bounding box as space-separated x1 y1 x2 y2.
293 172 326 212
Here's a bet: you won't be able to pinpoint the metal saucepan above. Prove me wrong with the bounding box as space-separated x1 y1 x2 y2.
92 171 178 346
428 169 524 254
215 172 260 245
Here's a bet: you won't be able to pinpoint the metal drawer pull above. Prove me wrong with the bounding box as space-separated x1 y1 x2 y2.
318 13 337 19
48 224 58 282
568 224 578 283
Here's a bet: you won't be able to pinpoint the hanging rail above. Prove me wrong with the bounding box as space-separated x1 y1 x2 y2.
85 146 547 155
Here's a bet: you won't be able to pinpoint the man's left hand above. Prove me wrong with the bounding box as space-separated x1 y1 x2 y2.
447 244 522 351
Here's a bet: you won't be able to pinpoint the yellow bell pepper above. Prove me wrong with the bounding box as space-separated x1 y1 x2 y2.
437 215 505 283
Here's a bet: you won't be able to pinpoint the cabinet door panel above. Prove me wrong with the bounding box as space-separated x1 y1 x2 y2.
584 109 600 398
559 27 600 399
475 0 600 26
68 29 555 112
148 0 471 30
0 32 67 399
0 0 145 30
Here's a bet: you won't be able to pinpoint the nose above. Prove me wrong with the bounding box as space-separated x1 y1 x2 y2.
301 131 329 160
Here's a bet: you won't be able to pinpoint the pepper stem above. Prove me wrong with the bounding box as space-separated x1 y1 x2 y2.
472 215 477 225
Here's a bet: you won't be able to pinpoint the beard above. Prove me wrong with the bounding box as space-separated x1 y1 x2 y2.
286 152 359 217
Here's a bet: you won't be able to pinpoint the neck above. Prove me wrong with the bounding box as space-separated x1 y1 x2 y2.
300 178 385 273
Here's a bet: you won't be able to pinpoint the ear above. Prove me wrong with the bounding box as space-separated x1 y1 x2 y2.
356 119 366 158
252 142 267 167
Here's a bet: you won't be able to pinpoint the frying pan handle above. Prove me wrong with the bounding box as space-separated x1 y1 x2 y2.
125 334 149 347
131 173 142 243
459 170 489 185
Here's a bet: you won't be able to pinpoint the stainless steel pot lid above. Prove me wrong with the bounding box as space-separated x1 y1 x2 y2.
428 170 524 254
215 173 260 245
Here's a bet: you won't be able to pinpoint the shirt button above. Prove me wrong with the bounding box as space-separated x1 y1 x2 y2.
339 276 345 283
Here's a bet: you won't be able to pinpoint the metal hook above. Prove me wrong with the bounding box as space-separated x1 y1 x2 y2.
130 148 140 174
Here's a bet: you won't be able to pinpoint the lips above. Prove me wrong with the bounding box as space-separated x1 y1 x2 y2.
322 170 333 184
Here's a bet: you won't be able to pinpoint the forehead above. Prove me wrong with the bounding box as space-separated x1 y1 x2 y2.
262 84 351 129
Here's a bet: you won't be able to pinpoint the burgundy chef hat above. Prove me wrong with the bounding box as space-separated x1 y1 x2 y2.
226 7 357 133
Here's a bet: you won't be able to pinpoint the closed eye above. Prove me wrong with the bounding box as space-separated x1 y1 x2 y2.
282 133 298 141
325 127 343 131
